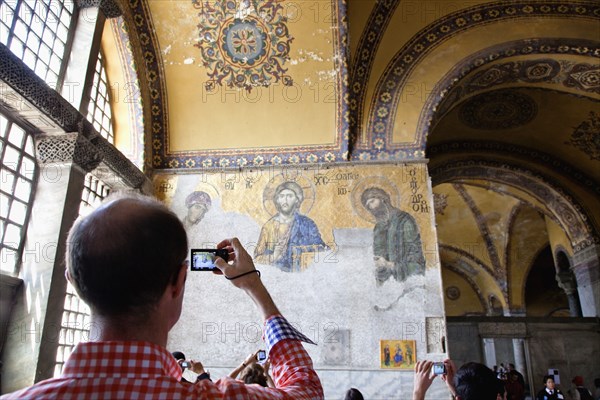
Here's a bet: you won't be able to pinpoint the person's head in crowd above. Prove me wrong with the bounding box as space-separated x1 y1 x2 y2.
572 375 584 386
454 362 504 400
172 351 186 370
594 377 600 388
508 370 520 383
239 363 268 387
66 193 188 333
344 387 365 400
543 375 556 390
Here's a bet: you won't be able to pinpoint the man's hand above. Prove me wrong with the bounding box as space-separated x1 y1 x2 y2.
243 351 259 366
440 359 458 398
214 238 261 290
214 238 280 320
189 360 206 375
413 360 436 400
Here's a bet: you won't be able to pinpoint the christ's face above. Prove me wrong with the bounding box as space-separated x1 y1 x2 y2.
276 189 299 215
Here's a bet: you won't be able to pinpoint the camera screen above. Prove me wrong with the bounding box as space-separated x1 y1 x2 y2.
190 249 229 271
191 250 217 271
433 363 446 375
257 350 267 362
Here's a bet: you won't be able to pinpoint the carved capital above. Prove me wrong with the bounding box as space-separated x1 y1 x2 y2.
572 244 600 284
35 133 102 172
76 0 122 18
555 270 578 295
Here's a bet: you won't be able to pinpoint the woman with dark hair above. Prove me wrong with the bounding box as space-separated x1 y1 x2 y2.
239 363 268 387
229 350 275 388
345 388 365 400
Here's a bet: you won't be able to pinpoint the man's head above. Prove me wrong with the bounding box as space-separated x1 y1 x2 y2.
67 193 188 321
185 191 211 225
454 362 504 400
543 375 555 389
361 187 391 219
274 181 303 216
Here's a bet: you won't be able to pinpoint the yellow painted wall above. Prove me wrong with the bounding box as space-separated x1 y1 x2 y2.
546 216 574 257
508 206 549 311
441 267 485 316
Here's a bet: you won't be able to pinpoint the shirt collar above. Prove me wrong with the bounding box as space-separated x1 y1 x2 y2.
62 341 182 380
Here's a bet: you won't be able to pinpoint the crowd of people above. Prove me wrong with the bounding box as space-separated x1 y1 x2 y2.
1 192 597 400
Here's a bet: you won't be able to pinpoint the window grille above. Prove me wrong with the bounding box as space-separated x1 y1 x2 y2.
86 50 115 143
0 113 38 276
0 0 76 89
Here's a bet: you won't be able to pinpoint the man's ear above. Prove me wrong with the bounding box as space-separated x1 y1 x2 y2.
172 264 187 298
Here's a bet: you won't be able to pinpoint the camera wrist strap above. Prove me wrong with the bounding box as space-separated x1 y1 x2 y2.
225 269 261 280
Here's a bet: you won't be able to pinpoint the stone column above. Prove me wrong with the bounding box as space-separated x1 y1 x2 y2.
512 338 528 387
1 134 101 392
572 244 600 317
555 269 582 317
482 337 497 367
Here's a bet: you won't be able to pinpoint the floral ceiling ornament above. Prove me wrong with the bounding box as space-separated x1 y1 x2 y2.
192 0 294 91
566 111 600 161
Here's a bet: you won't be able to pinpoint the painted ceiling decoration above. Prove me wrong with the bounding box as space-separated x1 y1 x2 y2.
119 0 169 169
454 183 504 276
123 0 349 169
351 1 599 159
566 111 600 161
348 0 400 152
441 248 492 311
428 142 600 197
419 38 600 150
433 192 449 215
458 90 537 130
429 159 597 251
432 49 600 127
192 0 294 92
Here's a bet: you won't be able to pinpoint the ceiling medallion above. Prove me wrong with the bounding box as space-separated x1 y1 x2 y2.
459 90 537 130
566 111 600 161
446 286 461 301
192 0 294 91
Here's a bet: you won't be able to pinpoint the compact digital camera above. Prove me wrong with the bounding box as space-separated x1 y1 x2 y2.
432 362 446 375
190 248 229 271
257 350 267 362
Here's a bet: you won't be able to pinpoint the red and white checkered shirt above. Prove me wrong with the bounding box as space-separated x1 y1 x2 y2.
2 316 323 399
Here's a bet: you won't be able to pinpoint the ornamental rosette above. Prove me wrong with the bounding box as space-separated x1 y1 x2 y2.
192 0 294 91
